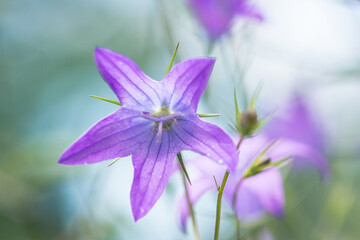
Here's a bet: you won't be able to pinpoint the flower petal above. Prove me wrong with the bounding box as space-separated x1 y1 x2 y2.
264 97 323 151
162 58 215 113
240 168 285 218
94 47 161 110
130 131 178 221
177 177 215 231
58 107 152 165
268 138 331 180
229 182 264 221
187 0 234 40
173 115 238 171
235 2 264 21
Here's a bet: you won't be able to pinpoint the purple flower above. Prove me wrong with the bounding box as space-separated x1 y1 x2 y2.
187 0 263 40
262 97 330 179
178 98 330 230
58 47 238 221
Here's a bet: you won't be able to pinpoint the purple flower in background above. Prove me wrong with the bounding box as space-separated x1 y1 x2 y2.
58 47 238 221
178 98 330 230
263 96 330 178
187 0 263 40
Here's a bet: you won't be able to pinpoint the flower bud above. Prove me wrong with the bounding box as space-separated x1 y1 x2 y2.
237 109 258 136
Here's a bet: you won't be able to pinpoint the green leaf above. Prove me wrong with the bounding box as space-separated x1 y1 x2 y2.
108 157 121 167
267 156 292 168
249 82 263 109
234 88 240 119
165 42 180 76
253 111 274 132
198 113 220 118
90 95 121 106
213 175 220 191
177 153 192 185
251 139 281 167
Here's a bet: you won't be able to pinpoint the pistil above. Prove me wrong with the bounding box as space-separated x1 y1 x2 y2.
141 111 182 143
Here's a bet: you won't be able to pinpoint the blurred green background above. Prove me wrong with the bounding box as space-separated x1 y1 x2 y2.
1 0 360 239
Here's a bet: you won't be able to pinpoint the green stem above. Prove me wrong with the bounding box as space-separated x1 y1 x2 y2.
178 153 200 240
214 137 244 240
232 179 243 240
236 137 244 149
214 170 230 240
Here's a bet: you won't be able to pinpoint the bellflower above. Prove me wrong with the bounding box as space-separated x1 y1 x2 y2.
58 47 238 221
262 97 330 178
187 0 263 40
178 98 330 230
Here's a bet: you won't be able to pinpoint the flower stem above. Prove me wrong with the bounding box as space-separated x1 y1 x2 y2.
232 179 243 240
236 137 244 149
214 137 244 240
178 153 200 240
214 170 230 240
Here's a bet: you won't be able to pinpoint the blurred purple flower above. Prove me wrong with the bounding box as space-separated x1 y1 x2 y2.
58 47 238 221
263 97 330 178
187 0 263 40
178 98 330 230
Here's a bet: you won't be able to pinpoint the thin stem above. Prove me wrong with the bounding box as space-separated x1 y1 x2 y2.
232 179 243 240
214 137 244 240
236 137 244 149
214 170 230 240
178 153 200 240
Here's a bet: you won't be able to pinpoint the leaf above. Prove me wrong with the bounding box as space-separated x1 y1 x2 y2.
165 42 180 75
108 157 121 167
90 95 121 106
177 153 192 185
198 113 220 118
234 88 240 119
249 82 263 109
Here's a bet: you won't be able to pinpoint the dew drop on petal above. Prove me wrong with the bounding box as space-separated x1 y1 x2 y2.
218 159 224 164
140 207 145 213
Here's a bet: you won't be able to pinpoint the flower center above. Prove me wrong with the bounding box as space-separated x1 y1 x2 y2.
141 106 181 143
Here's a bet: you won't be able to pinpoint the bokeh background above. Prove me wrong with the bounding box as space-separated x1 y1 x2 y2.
1 0 360 239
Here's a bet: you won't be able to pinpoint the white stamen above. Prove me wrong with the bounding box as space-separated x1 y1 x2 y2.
156 121 163 143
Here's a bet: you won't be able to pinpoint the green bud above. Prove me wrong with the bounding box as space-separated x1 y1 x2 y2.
237 108 258 136
256 157 271 168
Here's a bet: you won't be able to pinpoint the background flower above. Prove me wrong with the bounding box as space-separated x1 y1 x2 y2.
262 96 330 179
178 128 328 231
186 0 263 40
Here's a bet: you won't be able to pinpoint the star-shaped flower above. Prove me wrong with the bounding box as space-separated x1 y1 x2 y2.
58 47 238 220
187 0 263 41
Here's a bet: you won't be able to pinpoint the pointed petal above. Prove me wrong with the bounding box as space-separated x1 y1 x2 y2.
162 58 215 113
242 169 285 217
94 47 161 110
173 115 238 171
130 131 177 221
177 177 215 231
268 138 331 180
235 2 264 21
264 97 323 151
58 107 152 165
